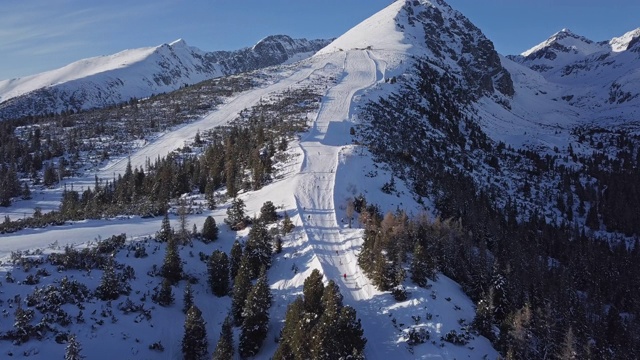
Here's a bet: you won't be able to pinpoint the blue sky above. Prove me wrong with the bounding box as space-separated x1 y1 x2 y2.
1 0 639 81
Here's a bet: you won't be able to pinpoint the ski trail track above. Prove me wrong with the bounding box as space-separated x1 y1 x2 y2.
97 62 321 181
293 50 397 358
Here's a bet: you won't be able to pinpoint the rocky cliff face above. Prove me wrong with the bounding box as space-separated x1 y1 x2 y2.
410 0 514 99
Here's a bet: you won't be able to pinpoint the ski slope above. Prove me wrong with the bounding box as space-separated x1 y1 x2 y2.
97 63 321 180
296 49 379 300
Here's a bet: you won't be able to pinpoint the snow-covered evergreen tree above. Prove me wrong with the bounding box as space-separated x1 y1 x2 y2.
182 305 208 360
161 230 182 285
303 268 325 317
208 250 230 297
273 297 305 360
239 268 272 358
153 278 174 307
311 280 342 359
336 306 366 359
182 282 194 314
229 240 243 279
259 200 278 223
410 243 429 287
225 197 248 230
212 315 234 360
157 211 172 243
244 219 273 278
281 210 294 234
95 257 120 301
65 334 84 360
201 215 219 243
231 258 252 325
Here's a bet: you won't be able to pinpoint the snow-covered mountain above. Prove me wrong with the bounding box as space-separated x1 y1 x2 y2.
0 1 506 359
0 35 330 120
2 0 640 359
506 27 640 126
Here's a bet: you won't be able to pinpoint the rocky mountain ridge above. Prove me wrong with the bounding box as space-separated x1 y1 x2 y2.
0 35 331 120
507 27 640 117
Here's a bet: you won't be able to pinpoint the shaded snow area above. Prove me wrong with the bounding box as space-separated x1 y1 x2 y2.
0 2 499 358
501 27 640 150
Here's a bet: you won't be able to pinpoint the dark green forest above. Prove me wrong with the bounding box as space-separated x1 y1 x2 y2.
356 58 640 359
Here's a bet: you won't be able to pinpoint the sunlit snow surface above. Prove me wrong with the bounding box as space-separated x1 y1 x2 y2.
0 1 503 358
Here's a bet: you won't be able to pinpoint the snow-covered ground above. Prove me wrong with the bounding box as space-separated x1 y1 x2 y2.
0 47 497 360
0 1 504 359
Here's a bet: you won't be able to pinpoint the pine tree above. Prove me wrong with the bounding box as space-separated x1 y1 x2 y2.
153 278 174 307
225 157 238 197
12 300 32 344
303 269 325 317
225 197 247 230
251 149 265 190
244 219 273 278
182 282 194 314
161 230 182 284
177 199 190 244
372 251 392 290
182 305 208 360
282 210 294 234
472 289 495 341
157 212 172 243
231 258 253 325
239 269 272 358
21 182 32 200
259 200 278 223
65 334 84 360
201 215 219 243
230 240 243 280
336 306 367 359
208 250 230 297
275 235 283 254
273 297 305 360
204 182 216 210
212 315 234 360
96 257 120 301
310 280 343 359
586 204 599 230
43 162 57 187
192 223 199 239
410 243 429 287
558 326 577 360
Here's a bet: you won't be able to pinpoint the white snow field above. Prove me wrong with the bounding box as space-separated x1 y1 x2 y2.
0 1 500 359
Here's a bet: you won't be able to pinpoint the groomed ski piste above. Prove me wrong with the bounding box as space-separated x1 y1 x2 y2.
0 1 500 359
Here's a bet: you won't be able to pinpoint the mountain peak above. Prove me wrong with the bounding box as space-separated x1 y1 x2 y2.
522 28 599 58
609 27 640 52
169 38 188 47
318 0 513 98
556 28 575 37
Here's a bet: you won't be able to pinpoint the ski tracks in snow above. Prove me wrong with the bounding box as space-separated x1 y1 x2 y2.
294 50 380 302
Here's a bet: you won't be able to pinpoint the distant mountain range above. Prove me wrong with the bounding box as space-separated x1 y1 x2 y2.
508 27 640 120
0 35 331 120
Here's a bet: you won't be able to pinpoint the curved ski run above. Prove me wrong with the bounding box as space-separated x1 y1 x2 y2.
295 50 377 300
